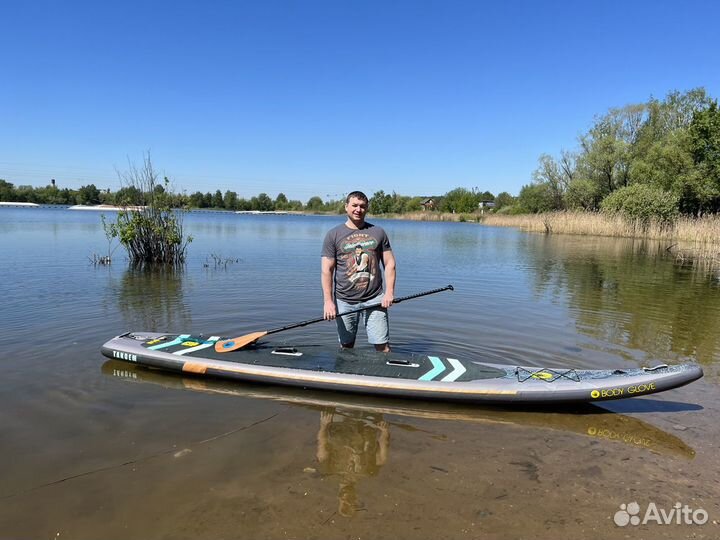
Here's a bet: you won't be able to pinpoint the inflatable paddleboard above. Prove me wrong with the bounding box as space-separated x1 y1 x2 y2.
101 332 703 405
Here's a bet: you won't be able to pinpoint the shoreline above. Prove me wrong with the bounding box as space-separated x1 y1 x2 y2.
4 203 719 261
483 211 720 266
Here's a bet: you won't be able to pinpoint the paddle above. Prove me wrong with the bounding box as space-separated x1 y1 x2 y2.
214 285 454 353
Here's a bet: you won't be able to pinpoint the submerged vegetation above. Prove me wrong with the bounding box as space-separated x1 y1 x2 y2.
203 253 241 269
102 155 192 267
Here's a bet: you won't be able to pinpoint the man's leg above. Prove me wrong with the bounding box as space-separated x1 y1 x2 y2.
335 298 358 348
365 304 390 353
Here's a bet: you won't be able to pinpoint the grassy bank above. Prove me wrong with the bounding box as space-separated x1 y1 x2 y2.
292 209 719 264
376 211 482 222
484 211 720 263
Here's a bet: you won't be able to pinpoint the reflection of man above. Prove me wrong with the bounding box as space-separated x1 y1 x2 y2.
316 409 390 517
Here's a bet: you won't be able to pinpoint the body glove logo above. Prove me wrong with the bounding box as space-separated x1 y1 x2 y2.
614 501 708 526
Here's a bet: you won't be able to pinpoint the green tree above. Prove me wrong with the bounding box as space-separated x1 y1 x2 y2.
439 187 478 213
115 186 144 206
14 185 36 202
516 182 555 213
58 188 74 204
306 196 324 211
250 192 273 211
211 190 224 208
369 190 392 214
224 190 238 210
77 184 101 205
35 184 70 204
0 179 15 201
577 104 645 197
565 178 601 210
629 130 694 194
323 199 345 213
406 196 425 211
600 183 679 226
188 191 205 208
494 192 515 210
686 100 720 213
525 87 718 216
389 192 412 213
275 192 288 210
532 153 576 210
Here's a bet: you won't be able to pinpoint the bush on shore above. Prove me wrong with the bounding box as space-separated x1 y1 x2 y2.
600 183 680 227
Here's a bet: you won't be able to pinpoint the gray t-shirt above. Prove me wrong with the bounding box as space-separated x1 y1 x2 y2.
322 222 392 303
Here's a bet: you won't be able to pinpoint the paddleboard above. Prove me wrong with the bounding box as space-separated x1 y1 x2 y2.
101 332 703 405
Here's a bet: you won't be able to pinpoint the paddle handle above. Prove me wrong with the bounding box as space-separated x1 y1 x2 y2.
266 284 454 336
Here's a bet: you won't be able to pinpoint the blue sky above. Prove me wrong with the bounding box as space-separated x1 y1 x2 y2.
2 0 719 202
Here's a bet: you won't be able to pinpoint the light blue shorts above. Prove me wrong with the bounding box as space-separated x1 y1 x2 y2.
335 294 390 346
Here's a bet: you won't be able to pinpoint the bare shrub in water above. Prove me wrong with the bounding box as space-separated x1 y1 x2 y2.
103 154 192 267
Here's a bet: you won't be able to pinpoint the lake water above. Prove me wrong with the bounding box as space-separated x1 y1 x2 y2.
1 207 719 539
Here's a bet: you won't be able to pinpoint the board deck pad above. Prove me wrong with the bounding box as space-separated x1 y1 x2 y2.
141 333 506 382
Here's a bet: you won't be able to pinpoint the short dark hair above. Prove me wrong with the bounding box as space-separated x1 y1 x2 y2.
345 191 368 204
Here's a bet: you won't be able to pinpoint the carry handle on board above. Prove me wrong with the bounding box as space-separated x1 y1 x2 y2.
214 285 454 353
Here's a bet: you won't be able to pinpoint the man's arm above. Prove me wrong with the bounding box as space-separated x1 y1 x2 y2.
321 256 337 319
381 250 396 308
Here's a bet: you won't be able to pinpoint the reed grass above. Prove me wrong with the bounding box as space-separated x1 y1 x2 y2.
378 211 481 222
483 211 720 263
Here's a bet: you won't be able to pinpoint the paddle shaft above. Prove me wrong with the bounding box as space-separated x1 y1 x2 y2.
265 284 454 336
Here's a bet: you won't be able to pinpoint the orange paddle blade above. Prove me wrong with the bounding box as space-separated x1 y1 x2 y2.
214 331 268 353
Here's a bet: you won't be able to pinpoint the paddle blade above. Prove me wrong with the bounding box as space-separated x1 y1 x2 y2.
214 331 268 353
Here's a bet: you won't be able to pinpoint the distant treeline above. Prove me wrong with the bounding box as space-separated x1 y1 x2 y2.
0 179 515 214
510 87 720 222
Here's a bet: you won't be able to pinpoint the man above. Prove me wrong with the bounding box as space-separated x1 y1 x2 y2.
322 191 396 352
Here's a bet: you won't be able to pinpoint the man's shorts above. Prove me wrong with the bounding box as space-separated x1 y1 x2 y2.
335 293 390 346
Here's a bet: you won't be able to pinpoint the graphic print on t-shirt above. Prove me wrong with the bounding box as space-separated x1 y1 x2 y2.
341 233 378 290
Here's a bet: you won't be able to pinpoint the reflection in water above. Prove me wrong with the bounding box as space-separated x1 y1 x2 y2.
524 235 720 364
105 267 193 331
316 409 389 517
101 361 696 462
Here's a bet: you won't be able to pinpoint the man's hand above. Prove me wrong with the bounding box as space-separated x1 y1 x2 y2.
323 300 337 320
381 292 394 308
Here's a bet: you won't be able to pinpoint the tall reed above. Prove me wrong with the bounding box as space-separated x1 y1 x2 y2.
483 211 720 262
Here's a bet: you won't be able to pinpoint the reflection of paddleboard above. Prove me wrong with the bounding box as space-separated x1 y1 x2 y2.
102 361 696 459
101 332 703 405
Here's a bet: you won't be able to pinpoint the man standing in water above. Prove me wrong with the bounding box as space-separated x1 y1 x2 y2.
322 191 396 352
